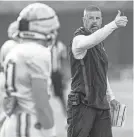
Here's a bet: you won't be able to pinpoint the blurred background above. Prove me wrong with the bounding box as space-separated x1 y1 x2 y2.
0 1 133 137
0 1 133 80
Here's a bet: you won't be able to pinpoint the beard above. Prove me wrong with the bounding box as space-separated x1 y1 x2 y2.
84 22 101 34
90 25 99 33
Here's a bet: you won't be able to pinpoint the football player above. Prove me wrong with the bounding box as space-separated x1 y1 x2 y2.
0 3 60 137
0 21 19 125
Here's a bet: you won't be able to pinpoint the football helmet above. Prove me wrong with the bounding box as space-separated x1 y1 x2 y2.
17 3 60 42
7 21 19 39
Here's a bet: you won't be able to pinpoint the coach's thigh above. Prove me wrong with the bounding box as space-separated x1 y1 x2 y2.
67 102 96 137
90 110 113 137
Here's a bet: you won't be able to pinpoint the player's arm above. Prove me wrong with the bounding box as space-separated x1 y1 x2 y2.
26 56 54 129
106 77 115 102
32 76 54 129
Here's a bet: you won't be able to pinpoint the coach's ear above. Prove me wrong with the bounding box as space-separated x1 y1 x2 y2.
19 19 29 31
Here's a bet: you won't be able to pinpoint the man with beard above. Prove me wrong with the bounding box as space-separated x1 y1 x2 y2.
67 5 128 137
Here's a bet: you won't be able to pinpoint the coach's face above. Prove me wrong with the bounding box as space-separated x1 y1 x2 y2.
83 11 102 33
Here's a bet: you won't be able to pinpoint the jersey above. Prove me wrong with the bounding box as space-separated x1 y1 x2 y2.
3 41 51 115
0 40 18 102
0 40 18 67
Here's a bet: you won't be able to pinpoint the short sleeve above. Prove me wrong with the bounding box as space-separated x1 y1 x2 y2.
0 40 17 62
26 56 51 80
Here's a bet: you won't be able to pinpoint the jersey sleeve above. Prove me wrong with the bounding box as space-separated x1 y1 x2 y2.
0 40 17 71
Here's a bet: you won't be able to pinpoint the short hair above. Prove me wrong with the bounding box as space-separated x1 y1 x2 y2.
83 5 102 17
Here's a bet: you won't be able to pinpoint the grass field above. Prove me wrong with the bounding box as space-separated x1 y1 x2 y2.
50 79 133 137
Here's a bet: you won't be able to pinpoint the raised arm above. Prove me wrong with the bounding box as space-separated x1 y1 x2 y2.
73 21 117 51
72 10 128 59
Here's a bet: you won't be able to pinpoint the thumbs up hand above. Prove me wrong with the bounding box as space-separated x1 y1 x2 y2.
116 10 121 17
114 10 128 28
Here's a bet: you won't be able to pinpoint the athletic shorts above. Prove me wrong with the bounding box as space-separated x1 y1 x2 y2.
67 101 113 137
0 112 54 137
